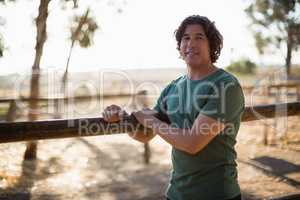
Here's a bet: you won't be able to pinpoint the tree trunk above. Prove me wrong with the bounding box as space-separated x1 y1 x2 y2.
62 8 90 94
61 40 74 96
24 0 50 160
61 9 90 114
285 29 293 77
64 40 75 81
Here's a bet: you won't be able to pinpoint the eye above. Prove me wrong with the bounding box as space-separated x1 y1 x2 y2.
182 36 190 41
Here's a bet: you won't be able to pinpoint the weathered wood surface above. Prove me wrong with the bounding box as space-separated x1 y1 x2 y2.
242 101 300 121
0 102 300 144
0 114 143 143
0 91 147 103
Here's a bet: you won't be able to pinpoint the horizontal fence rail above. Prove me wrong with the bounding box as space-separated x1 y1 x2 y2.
242 83 300 91
0 90 147 103
1 83 299 103
0 102 300 144
242 101 300 121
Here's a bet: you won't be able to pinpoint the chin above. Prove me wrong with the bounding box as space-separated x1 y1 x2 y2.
187 62 203 69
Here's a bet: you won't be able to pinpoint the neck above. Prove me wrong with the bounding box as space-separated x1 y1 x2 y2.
187 63 218 80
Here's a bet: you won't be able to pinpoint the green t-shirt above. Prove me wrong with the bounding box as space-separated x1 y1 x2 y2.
154 68 245 200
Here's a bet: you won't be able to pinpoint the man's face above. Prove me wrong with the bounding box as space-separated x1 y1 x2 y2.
179 24 211 68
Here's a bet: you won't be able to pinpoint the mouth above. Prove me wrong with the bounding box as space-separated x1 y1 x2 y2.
185 51 199 57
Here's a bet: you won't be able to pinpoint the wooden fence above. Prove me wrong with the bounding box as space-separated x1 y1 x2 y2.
1 87 300 200
242 83 300 144
1 83 300 155
0 101 299 143
0 90 151 162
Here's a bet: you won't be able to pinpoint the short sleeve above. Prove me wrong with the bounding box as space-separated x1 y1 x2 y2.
153 83 173 114
199 81 245 123
152 81 176 124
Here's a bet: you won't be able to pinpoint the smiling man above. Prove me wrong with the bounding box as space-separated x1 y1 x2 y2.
103 15 245 200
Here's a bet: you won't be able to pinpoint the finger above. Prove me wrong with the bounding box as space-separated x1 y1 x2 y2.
142 109 157 115
106 105 114 111
118 110 125 120
104 107 111 113
107 111 113 118
104 112 109 120
111 104 121 111
109 109 118 116
132 111 141 121
135 111 143 116
105 112 111 119
102 112 108 121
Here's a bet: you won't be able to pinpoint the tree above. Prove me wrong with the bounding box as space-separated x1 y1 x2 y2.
62 8 98 94
24 0 51 160
226 58 257 75
0 33 4 57
0 6 7 57
245 0 300 76
0 0 123 160
0 17 4 57
0 0 79 159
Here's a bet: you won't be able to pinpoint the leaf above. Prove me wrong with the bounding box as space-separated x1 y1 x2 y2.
254 32 270 54
69 8 98 48
245 0 300 67
60 0 78 9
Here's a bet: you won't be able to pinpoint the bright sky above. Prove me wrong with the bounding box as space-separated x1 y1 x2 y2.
0 0 298 75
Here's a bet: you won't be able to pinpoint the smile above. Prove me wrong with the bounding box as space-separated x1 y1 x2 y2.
185 51 199 56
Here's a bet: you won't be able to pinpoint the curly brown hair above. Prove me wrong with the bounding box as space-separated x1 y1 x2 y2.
174 15 223 63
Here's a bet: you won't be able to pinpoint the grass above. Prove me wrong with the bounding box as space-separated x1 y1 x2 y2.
228 72 256 86
0 106 8 120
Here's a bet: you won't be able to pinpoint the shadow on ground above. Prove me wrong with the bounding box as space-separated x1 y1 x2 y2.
0 138 298 200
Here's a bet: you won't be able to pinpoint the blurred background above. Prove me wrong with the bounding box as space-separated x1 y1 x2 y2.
0 0 300 199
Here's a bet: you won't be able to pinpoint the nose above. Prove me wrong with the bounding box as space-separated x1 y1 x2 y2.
187 38 196 48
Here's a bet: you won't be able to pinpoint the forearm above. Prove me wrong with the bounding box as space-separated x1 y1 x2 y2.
128 129 156 144
153 123 197 154
132 111 224 155
151 118 216 155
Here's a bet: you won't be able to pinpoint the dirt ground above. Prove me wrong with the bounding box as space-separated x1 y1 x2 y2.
0 115 300 200
1 75 300 200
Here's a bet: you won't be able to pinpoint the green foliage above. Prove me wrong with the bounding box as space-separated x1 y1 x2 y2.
0 19 4 57
0 0 15 4
245 0 300 54
0 36 3 57
70 9 98 48
226 59 257 75
245 0 300 75
0 8 6 57
63 0 78 8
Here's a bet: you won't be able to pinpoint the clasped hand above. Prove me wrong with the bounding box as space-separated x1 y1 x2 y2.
102 105 158 129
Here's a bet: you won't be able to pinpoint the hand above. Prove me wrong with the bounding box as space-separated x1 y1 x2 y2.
102 104 127 122
132 108 158 128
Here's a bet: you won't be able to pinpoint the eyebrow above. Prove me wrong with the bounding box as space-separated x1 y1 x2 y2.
183 33 205 37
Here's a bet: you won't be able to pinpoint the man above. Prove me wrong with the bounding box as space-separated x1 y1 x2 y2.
103 15 244 200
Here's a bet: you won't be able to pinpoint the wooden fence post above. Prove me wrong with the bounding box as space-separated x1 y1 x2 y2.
6 100 17 122
263 86 269 145
135 90 151 164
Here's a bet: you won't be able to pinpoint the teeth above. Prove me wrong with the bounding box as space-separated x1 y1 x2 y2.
186 50 197 55
186 52 196 55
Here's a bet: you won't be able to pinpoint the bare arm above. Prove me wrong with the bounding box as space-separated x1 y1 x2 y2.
128 129 156 143
133 111 225 155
